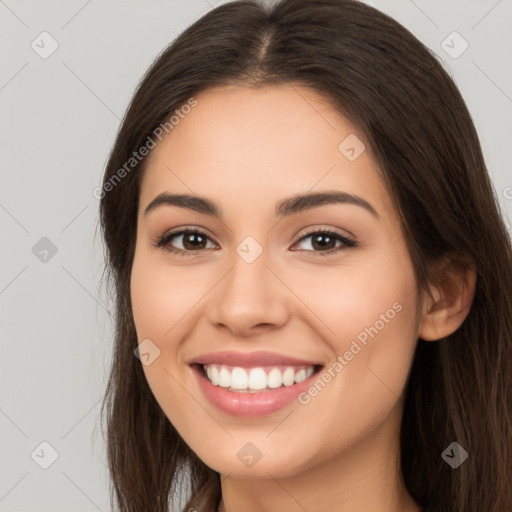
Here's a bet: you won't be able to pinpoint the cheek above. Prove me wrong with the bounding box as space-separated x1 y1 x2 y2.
130 251 212 340
285 255 416 348
288 246 419 426
324 255 419 390
130 251 207 443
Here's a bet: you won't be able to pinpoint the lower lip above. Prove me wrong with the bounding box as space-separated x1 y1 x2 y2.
191 364 321 417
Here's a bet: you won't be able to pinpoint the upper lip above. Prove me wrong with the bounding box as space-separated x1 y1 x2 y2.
189 350 323 368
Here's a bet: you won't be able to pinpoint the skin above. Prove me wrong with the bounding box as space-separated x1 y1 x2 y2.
130 84 476 512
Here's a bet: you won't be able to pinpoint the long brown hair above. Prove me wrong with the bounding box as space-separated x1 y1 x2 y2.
98 1 512 510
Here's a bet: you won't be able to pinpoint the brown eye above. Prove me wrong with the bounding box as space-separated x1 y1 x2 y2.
156 228 216 256
292 229 357 256
179 231 208 250
310 233 338 251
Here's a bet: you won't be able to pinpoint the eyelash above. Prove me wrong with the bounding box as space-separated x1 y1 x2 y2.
153 226 358 258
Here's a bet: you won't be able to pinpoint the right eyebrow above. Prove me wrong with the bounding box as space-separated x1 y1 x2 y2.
144 193 221 217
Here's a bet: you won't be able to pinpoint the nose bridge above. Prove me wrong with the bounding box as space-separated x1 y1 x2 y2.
206 236 289 334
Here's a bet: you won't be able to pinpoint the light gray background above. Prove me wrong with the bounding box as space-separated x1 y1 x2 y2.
1 0 511 510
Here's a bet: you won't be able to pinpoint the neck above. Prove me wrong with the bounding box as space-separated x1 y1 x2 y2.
217 400 420 512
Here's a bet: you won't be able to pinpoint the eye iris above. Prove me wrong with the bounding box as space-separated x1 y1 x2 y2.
312 233 336 251
183 231 207 250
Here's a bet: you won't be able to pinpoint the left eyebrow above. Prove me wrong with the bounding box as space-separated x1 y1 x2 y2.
275 191 380 219
143 190 380 220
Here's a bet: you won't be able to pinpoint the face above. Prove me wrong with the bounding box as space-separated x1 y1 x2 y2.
130 84 421 479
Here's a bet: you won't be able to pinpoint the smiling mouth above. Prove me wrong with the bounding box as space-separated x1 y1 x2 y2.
193 363 324 393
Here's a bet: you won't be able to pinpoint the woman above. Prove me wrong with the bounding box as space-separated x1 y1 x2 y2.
98 0 512 511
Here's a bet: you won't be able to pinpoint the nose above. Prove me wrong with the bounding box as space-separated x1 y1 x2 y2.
205 248 290 337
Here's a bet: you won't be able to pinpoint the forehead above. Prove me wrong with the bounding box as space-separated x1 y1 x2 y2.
139 84 394 223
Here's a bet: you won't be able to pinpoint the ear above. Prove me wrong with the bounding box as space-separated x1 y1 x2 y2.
418 256 477 341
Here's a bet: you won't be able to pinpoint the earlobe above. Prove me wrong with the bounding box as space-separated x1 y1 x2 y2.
418 258 477 342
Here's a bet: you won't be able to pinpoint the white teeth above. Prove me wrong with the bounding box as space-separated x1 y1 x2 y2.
203 364 317 391
209 366 219 385
267 368 283 388
282 367 295 386
248 368 267 390
294 369 307 383
230 367 248 390
218 367 231 387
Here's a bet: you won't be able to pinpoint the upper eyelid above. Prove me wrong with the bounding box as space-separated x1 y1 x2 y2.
297 226 354 240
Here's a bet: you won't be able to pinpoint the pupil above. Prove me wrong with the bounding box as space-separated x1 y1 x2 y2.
184 232 205 250
313 234 334 250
